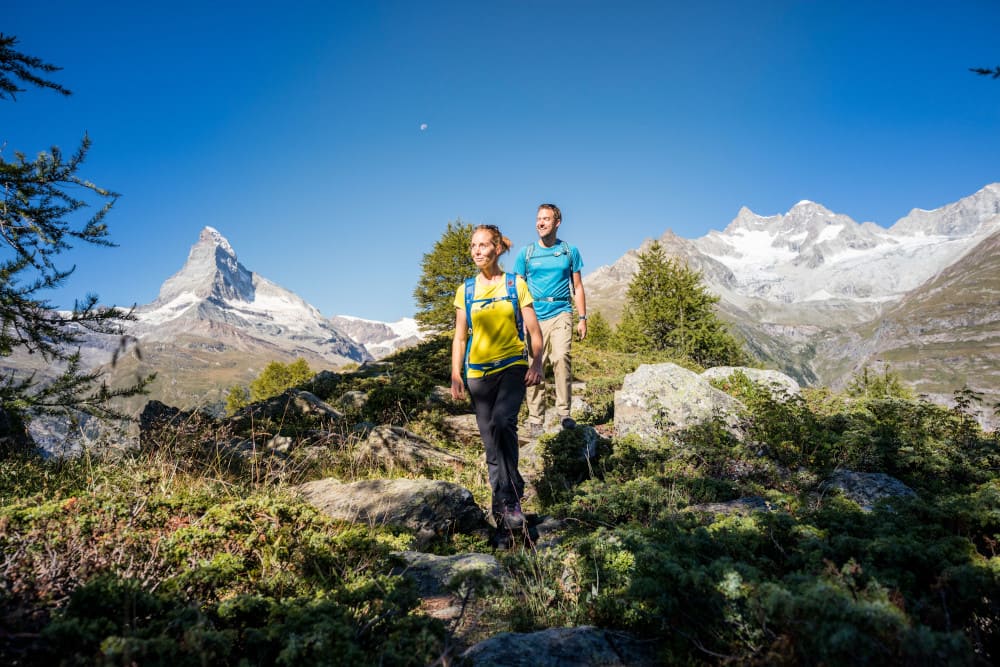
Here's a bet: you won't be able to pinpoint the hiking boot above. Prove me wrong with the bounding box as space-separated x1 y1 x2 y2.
561 417 577 430
492 527 514 550
501 503 526 531
526 422 544 439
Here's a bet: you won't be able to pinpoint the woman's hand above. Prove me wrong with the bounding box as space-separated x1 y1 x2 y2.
450 375 466 400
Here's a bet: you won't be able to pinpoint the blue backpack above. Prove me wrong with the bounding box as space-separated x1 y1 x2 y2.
463 273 525 377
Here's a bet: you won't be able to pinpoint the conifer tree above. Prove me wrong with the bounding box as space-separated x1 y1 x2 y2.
249 358 313 403
0 34 151 452
413 220 475 333
845 363 914 400
580 310 613 349
224 385 251 416
614 241 747 367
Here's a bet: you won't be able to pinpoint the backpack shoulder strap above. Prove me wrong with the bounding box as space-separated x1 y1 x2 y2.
562 241 575 295
463 277 476 332
505 273 524 341
462 277 476 381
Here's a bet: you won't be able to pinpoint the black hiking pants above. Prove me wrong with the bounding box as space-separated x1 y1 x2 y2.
467 365 526 518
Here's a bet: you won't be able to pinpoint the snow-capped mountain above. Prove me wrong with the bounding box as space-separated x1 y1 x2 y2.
132 226 368 364
99 227 374 412
585 183 1000 426
692 183 1000 305
328 315 425 359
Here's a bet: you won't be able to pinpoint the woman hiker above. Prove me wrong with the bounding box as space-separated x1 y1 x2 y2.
450 224 544 547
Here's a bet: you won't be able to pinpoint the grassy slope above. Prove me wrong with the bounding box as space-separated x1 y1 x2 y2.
2 337 999 664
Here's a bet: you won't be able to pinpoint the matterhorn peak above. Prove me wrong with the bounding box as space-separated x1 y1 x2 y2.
154 226 255 304
199 225 236 255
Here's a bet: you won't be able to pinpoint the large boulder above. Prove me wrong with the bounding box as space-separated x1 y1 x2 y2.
229 389 342 430
821 470 917 511
355 425 466 474
614 363 743 439
295 477 486 542
462 626 660 666
139 400 216 449
701 366 801 398
443 413 484 446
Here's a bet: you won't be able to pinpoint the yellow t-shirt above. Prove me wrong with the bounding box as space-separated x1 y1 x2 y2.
454 275 533 378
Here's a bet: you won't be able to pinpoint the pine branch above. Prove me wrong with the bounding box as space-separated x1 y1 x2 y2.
0 34 72 100
969 66 1000 79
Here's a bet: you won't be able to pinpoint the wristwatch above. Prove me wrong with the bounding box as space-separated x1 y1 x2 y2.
579 315 588 321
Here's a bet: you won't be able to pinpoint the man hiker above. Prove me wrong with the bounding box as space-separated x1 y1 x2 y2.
513 203 587 436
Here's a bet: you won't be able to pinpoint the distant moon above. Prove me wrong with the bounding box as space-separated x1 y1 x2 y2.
419 123 428 131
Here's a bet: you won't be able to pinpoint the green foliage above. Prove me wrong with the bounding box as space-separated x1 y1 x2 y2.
0 35 151 453
580 310 613 349
224 384 250 415
612 241 748 367
249 358 313 403
4 323 1000 664
507 355 1000 663
412 220 475 332
846 363 915 400
535 427 610 507
311 336 453 426
0 464 444 665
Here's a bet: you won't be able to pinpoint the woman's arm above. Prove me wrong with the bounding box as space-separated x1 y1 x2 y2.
521 304 544 387
451 307 469 400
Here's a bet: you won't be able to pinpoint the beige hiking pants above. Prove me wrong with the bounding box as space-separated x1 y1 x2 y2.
526 311 573 424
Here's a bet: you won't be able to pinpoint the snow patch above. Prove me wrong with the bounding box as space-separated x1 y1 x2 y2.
816 224 843 243
703 228 796 269
139 293 200 325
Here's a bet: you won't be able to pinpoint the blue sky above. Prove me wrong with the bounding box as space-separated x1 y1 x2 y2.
4 1 999 322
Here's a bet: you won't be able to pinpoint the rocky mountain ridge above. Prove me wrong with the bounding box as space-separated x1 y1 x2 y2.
585 183 1000 426
328 315 424 359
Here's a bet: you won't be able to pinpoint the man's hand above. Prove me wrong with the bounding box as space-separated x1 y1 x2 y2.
576 319 588 340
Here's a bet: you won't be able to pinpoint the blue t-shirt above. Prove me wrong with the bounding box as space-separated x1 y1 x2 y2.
513 239 583 321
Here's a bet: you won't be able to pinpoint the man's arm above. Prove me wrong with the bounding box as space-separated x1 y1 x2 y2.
572 271 587 340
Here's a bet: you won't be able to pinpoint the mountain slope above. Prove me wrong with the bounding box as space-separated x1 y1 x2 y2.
831 228 1000 418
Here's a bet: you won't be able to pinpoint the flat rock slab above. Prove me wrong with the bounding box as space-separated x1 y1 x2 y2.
355 425 466 474
295 477 486 538
822 470 917 511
